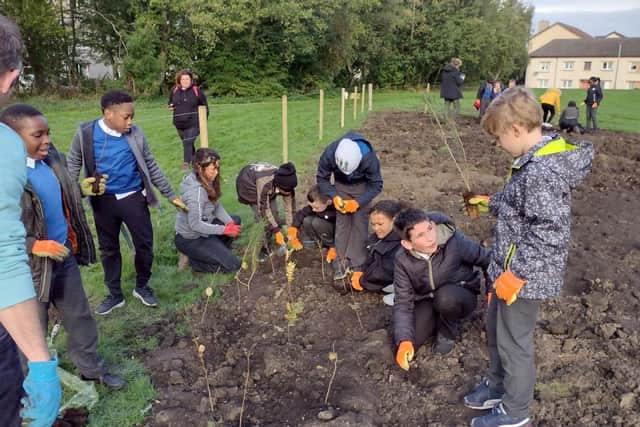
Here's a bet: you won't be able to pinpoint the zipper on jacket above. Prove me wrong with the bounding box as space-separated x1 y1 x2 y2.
503 243 516 270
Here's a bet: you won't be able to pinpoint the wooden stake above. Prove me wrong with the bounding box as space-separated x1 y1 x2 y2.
427 83 431 93
198 105 208 147
361 83 365 112
368 83 373 111
281 95 288 163
319 89 324 141
353 86 357 121
340 88 345 128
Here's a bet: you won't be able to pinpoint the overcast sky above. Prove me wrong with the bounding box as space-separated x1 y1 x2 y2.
526 0 640 36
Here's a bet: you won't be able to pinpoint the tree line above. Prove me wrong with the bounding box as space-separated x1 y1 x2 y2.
1 0 533 97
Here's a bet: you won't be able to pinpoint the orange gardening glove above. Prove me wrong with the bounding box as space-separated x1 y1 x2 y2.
592 102 598 108
274 231 285 246
287 226 302 250
325 247 337 263
494 270 526 305
171 198 188 212
351 271 363 291
467 194 490 213
342 199 359 213
32 240 70 261
333 195 346 214
473 99 481 110
395 340 414 371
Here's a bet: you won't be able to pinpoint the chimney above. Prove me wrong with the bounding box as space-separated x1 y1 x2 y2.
537 20 550 33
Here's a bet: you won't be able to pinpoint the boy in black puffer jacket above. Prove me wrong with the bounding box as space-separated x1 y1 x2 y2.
392 209 490 368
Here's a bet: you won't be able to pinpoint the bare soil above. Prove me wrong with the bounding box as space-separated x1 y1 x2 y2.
144 112 640 426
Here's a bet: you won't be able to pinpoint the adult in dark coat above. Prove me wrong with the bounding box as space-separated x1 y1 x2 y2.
584 76 603 132
440 57 465 121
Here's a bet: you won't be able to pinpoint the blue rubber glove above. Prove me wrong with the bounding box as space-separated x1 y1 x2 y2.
20 358 61 427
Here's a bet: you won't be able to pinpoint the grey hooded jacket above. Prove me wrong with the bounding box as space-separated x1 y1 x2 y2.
175 172 232 239
67 120 176 208
488 135 594 300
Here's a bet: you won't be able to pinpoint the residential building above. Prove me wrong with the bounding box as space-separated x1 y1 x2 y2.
526 21 640 90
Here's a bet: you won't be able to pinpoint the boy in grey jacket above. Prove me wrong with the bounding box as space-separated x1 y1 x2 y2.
67 90 187 315
464 87 593 427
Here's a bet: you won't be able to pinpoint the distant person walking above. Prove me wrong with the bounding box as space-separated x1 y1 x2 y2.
440 57 465 121
584 76 603 132
168 69 209 169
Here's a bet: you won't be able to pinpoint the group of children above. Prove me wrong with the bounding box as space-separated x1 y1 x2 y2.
0 80 595 426
539 76 604 134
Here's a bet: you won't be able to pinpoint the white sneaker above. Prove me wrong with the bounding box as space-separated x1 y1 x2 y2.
382 293 395 306
381 284 394 294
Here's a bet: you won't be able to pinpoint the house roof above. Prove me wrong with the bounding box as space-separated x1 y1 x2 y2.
530 38 640 58
530 22 592 40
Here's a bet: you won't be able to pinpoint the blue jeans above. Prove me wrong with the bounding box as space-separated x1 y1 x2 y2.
0 324 23 427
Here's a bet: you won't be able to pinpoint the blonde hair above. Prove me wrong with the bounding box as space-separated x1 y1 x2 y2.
481 87 542 136
451 57 462 67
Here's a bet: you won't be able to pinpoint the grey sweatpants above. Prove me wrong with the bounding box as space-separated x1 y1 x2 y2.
334 181 369 270
486 290 539 418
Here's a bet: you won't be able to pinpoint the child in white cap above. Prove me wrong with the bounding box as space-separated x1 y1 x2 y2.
316 132 383 281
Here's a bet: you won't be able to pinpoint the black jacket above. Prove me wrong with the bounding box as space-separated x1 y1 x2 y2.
316 131 383 207
392 212 490 346
584 83 603 105
292 204 337 228
439 64 464 100
361 230 401 291
168 85 209 130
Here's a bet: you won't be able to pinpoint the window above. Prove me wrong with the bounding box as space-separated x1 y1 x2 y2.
563 61 575 70
602 80 612 89
539 62 551 72
561 80 573 88
584 61 592 71
537 79 549 88
630 63 638 72
601 61 615 70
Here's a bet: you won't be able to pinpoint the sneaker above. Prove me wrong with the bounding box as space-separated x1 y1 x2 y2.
382 292 395 306
132 287 158 307
433 333 455 355
464 378 503 410
95 295 125 315
470 403 530 427
381 284 394 294
82 372 127 390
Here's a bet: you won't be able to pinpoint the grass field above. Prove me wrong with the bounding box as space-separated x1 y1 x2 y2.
17 86 640 425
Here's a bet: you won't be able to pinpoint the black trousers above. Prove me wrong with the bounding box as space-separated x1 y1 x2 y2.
413 284 477 348
0 325 22 427
39 254 104 378
90 191 153 298
176 126 199 164
175 215 242 273
300 215 335 247
541 103 555 123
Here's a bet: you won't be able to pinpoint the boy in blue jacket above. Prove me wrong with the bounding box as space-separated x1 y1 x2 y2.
316 132 383 281
464 87 593 427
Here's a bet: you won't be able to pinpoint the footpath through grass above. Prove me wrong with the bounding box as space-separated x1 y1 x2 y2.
20 86 640 425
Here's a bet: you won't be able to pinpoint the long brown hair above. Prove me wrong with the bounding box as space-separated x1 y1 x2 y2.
193 148 221 202
175 69 194 86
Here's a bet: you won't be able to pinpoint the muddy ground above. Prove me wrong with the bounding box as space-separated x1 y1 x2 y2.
144 112 640 426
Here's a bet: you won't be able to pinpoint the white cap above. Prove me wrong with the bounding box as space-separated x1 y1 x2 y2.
335 138 362 175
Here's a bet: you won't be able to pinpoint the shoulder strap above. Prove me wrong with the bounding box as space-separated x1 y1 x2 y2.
82 122 96 177
192 86 199 97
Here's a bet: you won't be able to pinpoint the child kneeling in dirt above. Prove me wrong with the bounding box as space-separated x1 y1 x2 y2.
175 148 241 273
393 208 490 364
316 132 383 281
236 161 298 261
558 100 585 134
288 185 337 256
463 87 593 427
351 200 405 304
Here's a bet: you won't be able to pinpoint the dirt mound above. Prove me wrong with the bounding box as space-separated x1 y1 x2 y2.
144 113 640 426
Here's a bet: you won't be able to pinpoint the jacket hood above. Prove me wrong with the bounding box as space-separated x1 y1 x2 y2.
442 64 457 74
179 172 202 196
515 136 594 189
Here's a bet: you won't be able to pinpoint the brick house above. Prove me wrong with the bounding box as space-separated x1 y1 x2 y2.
526 21 640 90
